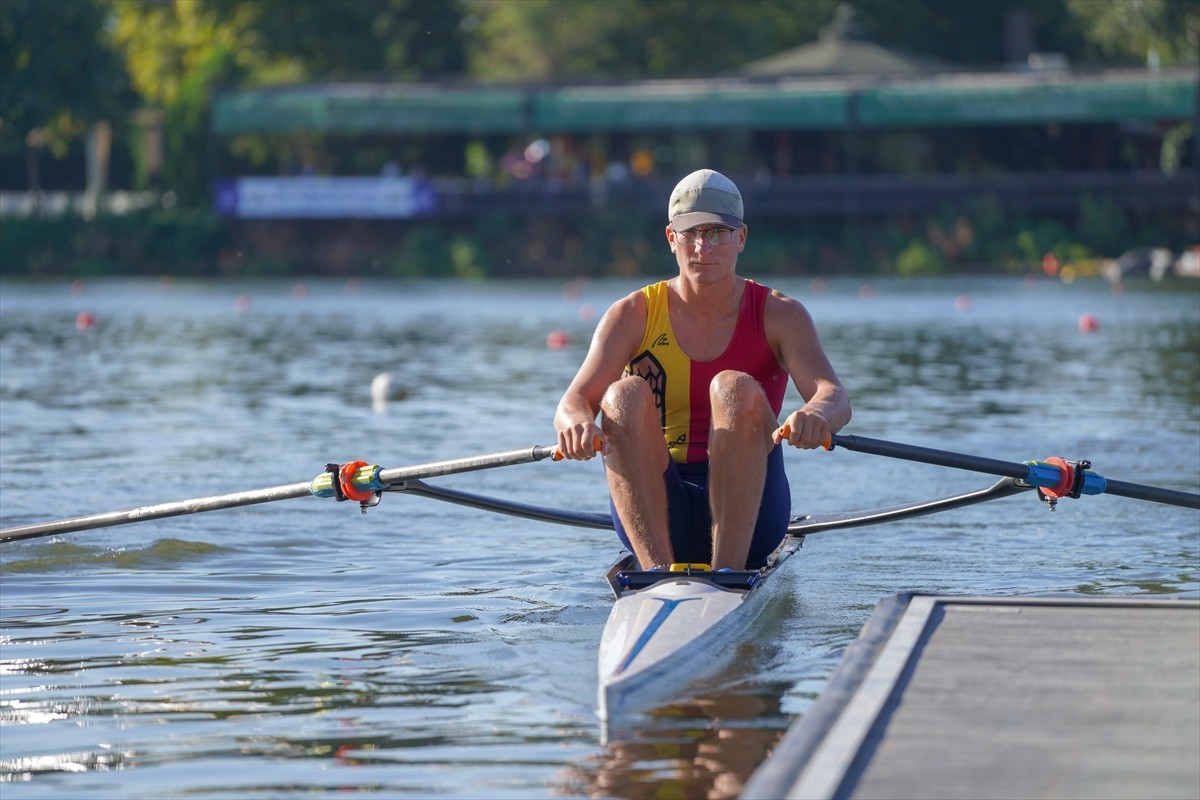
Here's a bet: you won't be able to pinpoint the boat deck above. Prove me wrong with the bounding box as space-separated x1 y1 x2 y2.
742 594 1200 800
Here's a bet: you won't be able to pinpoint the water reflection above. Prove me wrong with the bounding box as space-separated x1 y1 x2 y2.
565 687 788 800
0 749 136 781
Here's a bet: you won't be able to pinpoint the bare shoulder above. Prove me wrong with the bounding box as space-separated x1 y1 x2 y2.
590 287 649 360
763 285 817 332
599 287 647 332
761 285 842 398
611 286 648 316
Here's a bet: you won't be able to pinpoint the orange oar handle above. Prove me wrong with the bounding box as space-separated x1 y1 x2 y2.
553 435 605 461
773 423 835 450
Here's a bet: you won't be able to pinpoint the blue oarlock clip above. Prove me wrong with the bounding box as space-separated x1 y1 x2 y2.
1023 460 1064 491
1079 469 1107 496
1023 458 1107 509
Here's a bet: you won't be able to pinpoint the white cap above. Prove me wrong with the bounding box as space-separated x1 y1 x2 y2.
667 169 744 230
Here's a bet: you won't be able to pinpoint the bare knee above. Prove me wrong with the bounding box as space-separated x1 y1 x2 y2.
600 375 656 428
710 371 772 435
601 376 668 469
710 371 763 416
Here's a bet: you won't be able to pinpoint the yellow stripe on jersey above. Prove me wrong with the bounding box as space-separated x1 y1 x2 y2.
627 281 692 460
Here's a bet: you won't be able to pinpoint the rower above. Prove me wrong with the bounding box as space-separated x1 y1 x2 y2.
553 169 851 571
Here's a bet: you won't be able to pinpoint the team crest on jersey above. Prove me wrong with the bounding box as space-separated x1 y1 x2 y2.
628 349 667 428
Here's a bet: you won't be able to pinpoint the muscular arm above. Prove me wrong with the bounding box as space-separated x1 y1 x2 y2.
765 291 851 449
554 290 647 460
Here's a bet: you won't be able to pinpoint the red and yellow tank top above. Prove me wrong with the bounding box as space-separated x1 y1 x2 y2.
626 279 787 464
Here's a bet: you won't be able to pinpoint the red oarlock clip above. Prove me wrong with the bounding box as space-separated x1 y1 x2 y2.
338 461 376 503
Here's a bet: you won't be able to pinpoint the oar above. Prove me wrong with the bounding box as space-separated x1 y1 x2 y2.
822 433 1200 510
388 478 616 529
0 445 561 543
393 474 1032 534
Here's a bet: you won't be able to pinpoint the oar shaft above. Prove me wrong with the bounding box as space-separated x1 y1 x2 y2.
0 481 314 542
1 445 561 543
829 434 1200 510
830 434 1029 480
1102 477 1200 509
377 445 557 484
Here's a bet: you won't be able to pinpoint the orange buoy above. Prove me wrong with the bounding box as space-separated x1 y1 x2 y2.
546 330 571 349
1042 253 1059 276
75 311 96 330
1078 313 1099 333
954 295 972 312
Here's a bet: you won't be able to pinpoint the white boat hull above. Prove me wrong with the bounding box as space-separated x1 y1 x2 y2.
596 536 804 721
598 575 758 719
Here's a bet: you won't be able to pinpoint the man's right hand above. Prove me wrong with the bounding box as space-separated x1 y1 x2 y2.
556 424 608 460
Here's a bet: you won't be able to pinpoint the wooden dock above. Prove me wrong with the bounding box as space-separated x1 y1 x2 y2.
742 594 1200 800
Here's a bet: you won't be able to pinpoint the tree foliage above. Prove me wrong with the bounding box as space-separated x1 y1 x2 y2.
1067 0 1199 66
210 0 468 80
0 0 132 156
104 0 261 109
457 0 1150 79
850 0 1083 66
461 0 836 80
3 0 1197 195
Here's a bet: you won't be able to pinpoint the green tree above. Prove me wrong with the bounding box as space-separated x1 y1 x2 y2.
460 0 1198 79
105 0 255 203
105 0 261 109
0 0 133 189
850 0 1083 66
212 0 468 80
462 0 835 80
102 0 471 203
1067 0 1199 67
460 0 1100 79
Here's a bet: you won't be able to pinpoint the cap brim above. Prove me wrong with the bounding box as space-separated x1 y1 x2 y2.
670 211 744 230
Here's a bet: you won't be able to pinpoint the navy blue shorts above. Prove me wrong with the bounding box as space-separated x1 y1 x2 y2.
610 445 791 569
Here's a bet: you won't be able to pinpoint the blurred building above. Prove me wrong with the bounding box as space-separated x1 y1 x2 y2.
208 5 1196 231
210 64 1197 225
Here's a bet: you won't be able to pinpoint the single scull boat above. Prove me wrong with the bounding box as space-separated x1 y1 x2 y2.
597 535 805 720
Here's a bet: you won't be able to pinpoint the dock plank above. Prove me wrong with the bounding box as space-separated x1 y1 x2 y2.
742 595 1200 800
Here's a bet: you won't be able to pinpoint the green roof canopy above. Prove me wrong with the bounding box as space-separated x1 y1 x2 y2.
531 82 849 131
860 75 1198 126
213 85 528 135
212 71 1197 136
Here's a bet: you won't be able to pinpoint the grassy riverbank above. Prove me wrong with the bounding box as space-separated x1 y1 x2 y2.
1 203 1194 279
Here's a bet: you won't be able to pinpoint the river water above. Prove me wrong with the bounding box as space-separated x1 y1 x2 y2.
1 275 1197 799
